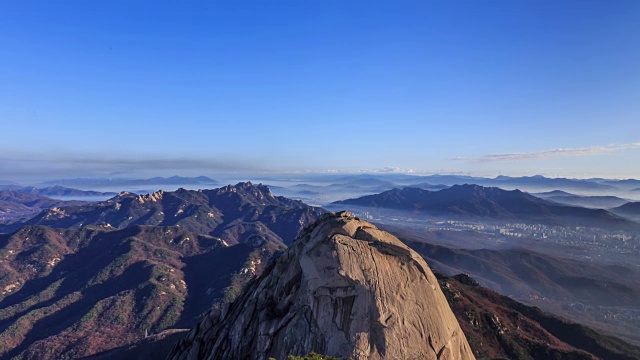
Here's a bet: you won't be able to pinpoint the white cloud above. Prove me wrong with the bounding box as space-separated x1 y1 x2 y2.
451 142 640 162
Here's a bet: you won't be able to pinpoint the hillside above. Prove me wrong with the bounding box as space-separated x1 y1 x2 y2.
39 176 218 188
3 207 639 359
378 225 640 347
334 184 640 230
2 182 324 244
0 185 116 198
538 194 629 209
0 191 87 225
0 183 325 359
438 272 640 360
610 202 640 221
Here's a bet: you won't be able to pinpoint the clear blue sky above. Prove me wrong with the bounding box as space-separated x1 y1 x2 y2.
1 0 639 181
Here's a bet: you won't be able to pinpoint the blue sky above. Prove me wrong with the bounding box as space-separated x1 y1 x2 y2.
1 0 639 180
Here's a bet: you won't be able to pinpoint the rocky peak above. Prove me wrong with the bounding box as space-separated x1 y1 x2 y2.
112 191 136 200
234 182 273 196
168 211 475 360
211 182 276 204
137 190 164 204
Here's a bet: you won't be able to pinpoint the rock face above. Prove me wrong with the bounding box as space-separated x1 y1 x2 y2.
168 212 475 360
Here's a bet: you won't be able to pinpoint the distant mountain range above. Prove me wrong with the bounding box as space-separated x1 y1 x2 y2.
610 202 640 221
334 184 640 230
38 176 218 188
488 175 618 191
331 174 622 192
597 179 640 190
0 191 88 224
406 174 639 192
0 185 117 198
262 173 640 206
533 190 630 209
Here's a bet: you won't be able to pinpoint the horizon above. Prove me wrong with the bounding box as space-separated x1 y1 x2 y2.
2 1 639 180
4 172 640 187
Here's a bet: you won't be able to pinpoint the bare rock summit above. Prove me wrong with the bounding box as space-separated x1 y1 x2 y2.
168 211 475 360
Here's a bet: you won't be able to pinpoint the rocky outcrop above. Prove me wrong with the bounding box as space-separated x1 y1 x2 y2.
168 211 475 360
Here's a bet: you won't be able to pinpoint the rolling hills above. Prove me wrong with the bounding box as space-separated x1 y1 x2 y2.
610 201 640 221
534 191 629 209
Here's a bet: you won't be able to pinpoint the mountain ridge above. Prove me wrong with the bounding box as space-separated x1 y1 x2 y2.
334 184 640 230
0 183 326 359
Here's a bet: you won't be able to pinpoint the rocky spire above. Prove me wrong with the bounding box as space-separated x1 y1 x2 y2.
168 211 475 360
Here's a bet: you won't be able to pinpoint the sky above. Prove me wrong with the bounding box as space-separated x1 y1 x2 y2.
1 0 639 181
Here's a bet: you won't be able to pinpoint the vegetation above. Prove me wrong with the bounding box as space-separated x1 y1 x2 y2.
0 184 324 359
267 352 349 360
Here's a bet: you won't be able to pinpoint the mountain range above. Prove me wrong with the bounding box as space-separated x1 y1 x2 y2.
0 182 323 243
166 212 640 360
0 185 117 198
1 183 640 359
0 183 325 359
610 202 640 221
37 176 218 189
0 191 88 225
533 190 630 209
334 184 640 230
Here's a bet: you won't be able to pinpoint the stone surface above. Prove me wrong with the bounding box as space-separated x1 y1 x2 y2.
168 211 475 360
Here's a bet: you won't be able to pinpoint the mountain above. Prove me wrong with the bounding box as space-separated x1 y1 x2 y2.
167 212 640 360
597 179 640 190
534 190 576 197
404 175 618 192
3 206 639 359
0 183 325 359
334 184 640 230
437 271 640 360
489 175 618 192
167 211 475 360
408 182 449 191
271 180 402 205
404 241 640 308
408 175 485 186
0 191 88 225
39 176 218 188
2 182 324 243
0 185 117 198
538 194 629 209
610 202 640 221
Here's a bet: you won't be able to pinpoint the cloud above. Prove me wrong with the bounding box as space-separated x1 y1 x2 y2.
0 152 276 181
451 142 640 163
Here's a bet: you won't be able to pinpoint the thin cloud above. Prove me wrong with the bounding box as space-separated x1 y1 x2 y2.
451 142 640 162
0 152 277 181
